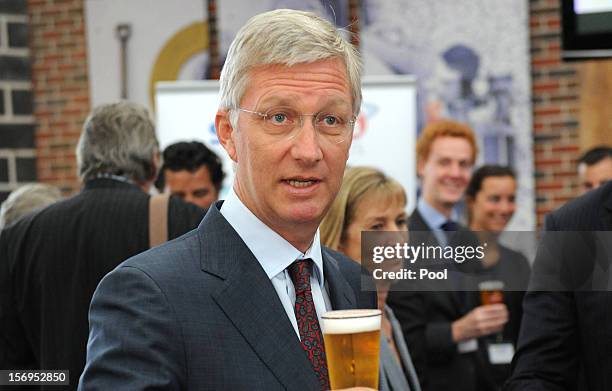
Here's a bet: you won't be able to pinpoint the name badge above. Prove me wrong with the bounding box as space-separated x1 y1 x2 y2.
457 338 478 353
487 343 515 364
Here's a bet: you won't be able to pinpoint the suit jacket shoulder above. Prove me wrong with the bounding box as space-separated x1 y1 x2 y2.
546 181 612 231
409 209 431 232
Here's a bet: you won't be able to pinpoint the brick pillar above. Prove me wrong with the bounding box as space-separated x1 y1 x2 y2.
28 0 90 195
0 0 35 203
529 0 581 228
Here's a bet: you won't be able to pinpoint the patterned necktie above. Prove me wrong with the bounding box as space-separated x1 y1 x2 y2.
288 259 330 390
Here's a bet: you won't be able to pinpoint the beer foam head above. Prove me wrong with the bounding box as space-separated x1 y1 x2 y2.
478 281 505 291
321 309 381 334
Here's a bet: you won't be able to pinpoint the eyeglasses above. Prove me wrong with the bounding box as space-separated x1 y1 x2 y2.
236 106 356 144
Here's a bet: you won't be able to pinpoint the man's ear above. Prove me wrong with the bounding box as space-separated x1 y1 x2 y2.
137 149 161 193
151 149 160 177
416 158 424 178
216 110 238 162
149 148 161 183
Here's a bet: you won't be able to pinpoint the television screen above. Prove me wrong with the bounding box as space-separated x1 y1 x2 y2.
561 0 612 60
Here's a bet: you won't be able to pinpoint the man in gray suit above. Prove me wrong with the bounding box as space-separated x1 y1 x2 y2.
79 9 376 391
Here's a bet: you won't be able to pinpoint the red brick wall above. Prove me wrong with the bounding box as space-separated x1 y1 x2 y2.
530 0 581 228
0 0 36 203
28 0 89 195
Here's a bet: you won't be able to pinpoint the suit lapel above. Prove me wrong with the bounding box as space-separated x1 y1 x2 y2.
198 203 320 391
213 262 320 390
323 250 356 311
409 209 463 312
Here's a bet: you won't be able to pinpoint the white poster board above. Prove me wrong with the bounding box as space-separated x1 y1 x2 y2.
155 75 417 211
347 76 417 212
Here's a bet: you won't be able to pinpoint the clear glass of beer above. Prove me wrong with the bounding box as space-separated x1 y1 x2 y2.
321 309 382 390
479 280 505 305
479 280 505 342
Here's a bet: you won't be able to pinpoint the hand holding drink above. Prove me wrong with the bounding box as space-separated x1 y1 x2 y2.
452 282 508 342
321 309 382 390
479 280 506 343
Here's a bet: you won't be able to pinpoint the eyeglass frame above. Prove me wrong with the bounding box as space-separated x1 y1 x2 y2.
234 107 357 144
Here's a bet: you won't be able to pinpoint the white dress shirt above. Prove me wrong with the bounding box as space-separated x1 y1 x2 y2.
220 187 332 339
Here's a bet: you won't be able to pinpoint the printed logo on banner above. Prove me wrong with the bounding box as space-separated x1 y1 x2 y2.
353 102 379 141
208 123 219 145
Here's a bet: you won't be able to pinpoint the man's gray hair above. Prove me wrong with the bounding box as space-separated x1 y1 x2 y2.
219 9 362 124
0 183 62 229
76 102 159 184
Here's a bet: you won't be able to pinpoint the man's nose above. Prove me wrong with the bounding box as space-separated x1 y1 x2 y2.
184 194 195 204
501 200 515 215
448 162 463 177
290 118 323 163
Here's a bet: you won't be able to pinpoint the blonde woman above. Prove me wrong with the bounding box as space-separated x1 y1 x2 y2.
321 167 421 391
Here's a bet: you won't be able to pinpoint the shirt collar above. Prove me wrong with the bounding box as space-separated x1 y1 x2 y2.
417 197 458 231
220 187 324 285
83 177 141 192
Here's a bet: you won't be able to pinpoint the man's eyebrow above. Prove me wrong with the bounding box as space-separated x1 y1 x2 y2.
257 96 352 110
322 98 352 111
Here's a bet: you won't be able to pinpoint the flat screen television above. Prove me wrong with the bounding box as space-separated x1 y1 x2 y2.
561 0 612 60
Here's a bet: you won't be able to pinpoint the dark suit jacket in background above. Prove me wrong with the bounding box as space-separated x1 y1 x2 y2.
78 201 377 391
0 178 205 389
387 209 498 391
465 245 530 388
506 181 612 391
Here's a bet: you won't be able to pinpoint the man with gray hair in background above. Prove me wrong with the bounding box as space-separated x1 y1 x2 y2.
0 102 205 389
79 9 376 391
0 183 62 230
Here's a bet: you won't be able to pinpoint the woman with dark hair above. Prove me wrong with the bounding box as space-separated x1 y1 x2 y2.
465 164 531 389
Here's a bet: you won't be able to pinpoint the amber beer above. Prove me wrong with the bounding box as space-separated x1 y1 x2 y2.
479 280 505 305
321 309 381 390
